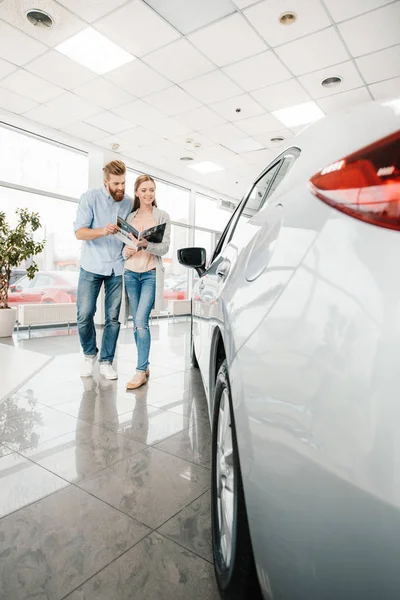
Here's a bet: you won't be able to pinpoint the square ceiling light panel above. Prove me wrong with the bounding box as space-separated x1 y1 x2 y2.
55 27 135 75
272 101 324 127
188 161 225 173
143 0 237 35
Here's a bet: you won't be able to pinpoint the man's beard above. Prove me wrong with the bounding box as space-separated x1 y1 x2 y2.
110 189 124 202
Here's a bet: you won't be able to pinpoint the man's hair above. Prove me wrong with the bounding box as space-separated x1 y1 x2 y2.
103 160 126 180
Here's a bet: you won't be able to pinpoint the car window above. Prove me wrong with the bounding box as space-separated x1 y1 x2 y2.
34 274 53 287
230 150 299 248
13 276 32 290
209 148 299 265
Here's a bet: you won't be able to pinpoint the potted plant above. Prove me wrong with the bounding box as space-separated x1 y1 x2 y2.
0 208 45 337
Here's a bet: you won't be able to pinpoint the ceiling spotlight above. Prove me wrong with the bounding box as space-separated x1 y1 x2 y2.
26 9 54 28
111 143 120 151
279 11 297 25
270 136 285 143
235 108 242 113
180 155 194 162
321 76 342 88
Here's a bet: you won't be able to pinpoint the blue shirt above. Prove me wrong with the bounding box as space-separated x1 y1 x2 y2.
74 185 133 276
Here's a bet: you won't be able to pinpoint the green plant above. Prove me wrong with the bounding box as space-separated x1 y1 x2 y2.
0 208 45 309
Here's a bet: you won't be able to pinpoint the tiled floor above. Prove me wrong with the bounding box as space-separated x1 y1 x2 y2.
0 320 219 600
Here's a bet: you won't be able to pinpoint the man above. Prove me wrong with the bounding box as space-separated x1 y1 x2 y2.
74 160 132 379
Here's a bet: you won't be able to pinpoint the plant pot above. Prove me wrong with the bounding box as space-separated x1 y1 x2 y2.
0 307 17 337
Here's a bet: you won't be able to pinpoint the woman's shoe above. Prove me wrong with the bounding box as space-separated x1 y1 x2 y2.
126 371 147 390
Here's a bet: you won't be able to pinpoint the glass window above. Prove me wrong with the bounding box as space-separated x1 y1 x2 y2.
163 225 189 302
126 169 190 224
1 187 81 309
0 127 88 199
195 194 232 231
194 229 214 265
243 161 282 217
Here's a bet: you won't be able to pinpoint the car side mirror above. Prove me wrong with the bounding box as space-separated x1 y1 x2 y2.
9 284 15 291
178 247 207 276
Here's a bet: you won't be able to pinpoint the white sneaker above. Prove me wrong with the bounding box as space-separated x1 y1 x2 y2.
100 363 118 380
81 357 94 378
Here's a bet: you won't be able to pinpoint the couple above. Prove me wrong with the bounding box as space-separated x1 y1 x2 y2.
74 160 170 390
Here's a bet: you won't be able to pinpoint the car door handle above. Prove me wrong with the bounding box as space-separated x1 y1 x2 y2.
217 259 231 280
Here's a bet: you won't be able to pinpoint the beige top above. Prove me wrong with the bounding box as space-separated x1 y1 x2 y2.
124 210 156 273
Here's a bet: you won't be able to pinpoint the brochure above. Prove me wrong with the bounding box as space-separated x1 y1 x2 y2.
116 216 166 249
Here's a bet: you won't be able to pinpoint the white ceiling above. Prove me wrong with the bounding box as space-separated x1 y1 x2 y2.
0 0 399 200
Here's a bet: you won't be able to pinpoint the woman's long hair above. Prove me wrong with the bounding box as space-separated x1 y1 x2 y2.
133 174 158 211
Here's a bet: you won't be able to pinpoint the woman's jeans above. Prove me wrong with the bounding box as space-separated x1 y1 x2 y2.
124 269 156 372
77 268 122 364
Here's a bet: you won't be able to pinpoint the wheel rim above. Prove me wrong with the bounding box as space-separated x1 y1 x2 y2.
216 388 235 569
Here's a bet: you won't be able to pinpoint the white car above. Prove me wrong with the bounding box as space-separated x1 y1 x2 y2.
178 99 400 600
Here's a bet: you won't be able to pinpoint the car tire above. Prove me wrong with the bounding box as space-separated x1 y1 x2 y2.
191 314 199 369
211 360 262 600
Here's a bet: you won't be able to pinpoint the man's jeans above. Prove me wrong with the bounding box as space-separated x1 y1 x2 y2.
77 268 122 364
124 269 156 372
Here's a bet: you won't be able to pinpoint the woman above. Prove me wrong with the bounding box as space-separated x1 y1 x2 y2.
123 174 171 390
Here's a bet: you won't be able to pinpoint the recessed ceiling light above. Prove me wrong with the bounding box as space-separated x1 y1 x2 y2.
26 9 54 28
270 136 285 143
188 161 225 174
180 155 194 162
272 101 324 128
55 27 135 75
279 11 297 25
321 76 342 88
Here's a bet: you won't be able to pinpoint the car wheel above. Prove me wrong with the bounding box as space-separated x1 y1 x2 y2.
211 360 262 600
191 314 199 369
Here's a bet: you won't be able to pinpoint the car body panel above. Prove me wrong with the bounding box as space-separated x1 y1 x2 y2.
189 99 400 599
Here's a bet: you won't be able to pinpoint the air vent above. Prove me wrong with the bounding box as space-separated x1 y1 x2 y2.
26 9 54 28
321 76 342 88
218 199 236 212
279 12 297 25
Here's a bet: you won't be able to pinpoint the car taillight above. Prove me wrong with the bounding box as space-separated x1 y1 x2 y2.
309 130 400 231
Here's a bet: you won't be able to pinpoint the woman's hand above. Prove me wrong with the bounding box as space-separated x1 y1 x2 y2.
124 246 137 257
138 238 149 249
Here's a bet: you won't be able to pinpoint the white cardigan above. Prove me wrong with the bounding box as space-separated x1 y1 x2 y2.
122 206 171 316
